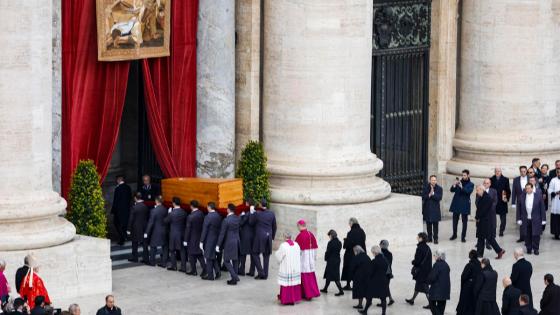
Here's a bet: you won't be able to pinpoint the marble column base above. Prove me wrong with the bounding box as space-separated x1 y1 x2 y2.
0 235 112 302
271 193 422 251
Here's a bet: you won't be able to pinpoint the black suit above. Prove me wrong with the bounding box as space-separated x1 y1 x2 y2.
138 183 160 201
422 183 443 242
127 201 150 261
517 192 546 253
474 266 500 315
145 204 168 266
475 192 503 257
519 304 538 315
540 283 560 315
165 207 187 271
249 208 276 278
501 285 521 315
201 211 222 279
218 214 241 281
184 209 206 274
491 175 511 235
511 258 533 308
238 212 255 275
111 183 132 243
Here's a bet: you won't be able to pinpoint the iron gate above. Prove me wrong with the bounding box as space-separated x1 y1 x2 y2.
371 0 431 195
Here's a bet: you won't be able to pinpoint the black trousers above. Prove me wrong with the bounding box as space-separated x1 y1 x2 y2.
452 213 468 239
149 245 168 266
476 236 502 257
188 254 206 274
113 215 127 243
205 258 221 279
131 240 149 262
426 221 439 241
251 253 270 278
224 259 239 281
169 247 187 271
429 300 446 315
239 255 255 275
524 220 541 252
499 214 507 235
323 280 343 292
364 297 386 315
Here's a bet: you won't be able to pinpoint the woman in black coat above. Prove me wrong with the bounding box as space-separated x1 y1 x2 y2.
427 249 451 315
456 250 482 315
474 258 500 315
350 245 371 310
321 229 344 296
406 232 432 308
379 240 395 306
360 245 389 315
341 218 366 290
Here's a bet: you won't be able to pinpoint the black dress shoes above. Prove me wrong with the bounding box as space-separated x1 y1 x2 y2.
335 292 344 296
449 235 457 241
516 239 524 243
342 284 352 291
320 288 328 293
534 250 539 255
227 280 238 285
405 299 414 305
352 305 363 309
167 267 177 271
215 272 221 280
186 271 197 276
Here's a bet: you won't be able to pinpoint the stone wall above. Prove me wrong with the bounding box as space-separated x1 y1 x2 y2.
52 0 62 193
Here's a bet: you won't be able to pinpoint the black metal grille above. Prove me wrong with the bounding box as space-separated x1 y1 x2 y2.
371 0 431 195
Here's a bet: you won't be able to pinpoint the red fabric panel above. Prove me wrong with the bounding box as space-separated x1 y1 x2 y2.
141 0 198 179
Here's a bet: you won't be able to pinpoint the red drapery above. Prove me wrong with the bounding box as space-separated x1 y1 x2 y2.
61 0 198 198
141 0 198 178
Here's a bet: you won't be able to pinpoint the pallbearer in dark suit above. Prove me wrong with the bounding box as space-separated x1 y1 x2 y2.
201 202 222 280
165 197 187 271
218 204 241 285
501 276 521 315
475 185 505 259
144 196 168 267
517 183 546 255
184 200 205 276
490 167 511 237
127 193 150 263
540 274 560 315
111 175 132 245
238 200 255 276
138 174 160 202
512 166 529 243
320 230 344 296
422 175 443 244
249 199 276 280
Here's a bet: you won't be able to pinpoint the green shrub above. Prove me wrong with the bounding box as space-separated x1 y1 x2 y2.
66 160 107 238
236 140 270 204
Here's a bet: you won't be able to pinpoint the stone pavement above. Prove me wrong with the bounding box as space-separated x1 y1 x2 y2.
60 213 560 314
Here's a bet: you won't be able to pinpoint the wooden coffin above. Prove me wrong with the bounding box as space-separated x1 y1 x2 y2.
161 178 244 209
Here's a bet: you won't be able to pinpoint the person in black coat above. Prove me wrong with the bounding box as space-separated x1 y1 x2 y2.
406 232 432 308
449 170 475 242
540 273 560 315
95 295 122 315
360 245 389 315
427 249 450 315
138 174 160 202
184 200 206 276
350 245 371 310
217 204 241 285
249 200 276 280
164 197 187 272
511 248 533 308
517 183 547 255
474 258 500 315
491 167 511 236
456 250 482 315
475 186 505 259
320 229 344 296
201 202 222 280
144 196 168 267
238 200 256 276
111 175 132 245
422 175 443 243
380 240 395 306
127 193 150 263
512 166 529 243
482 178 499 246
341 217 366 290
501 276 521 315
519 294 538 315
15 256 30 294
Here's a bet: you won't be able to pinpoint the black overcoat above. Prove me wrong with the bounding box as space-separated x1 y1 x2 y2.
411 241 432 292
511 258 533 304
249 209 276 255
145 204 168 247
381 248 393 279
165 207 187 251
422 183 443 222
427 259 451 301
490 175 511 215
184 209 205 255
501 285 521 315
239 212 254 255
366 254 389 299
474 266 500 315
341 223 366 281
475 192 493 239
350 252 371 300
127 201 150 242
111 183 132 221
323 237 342 281
456 258 482 315
201 211 222 260
540 283 560 315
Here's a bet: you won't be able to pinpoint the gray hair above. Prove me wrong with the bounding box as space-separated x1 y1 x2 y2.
349 217 359 226
434 248 446 261
68 304 80 313
379 239 389 249
283 231 292 240
514 247 524 257
371 245 382 255
0 259 6 269
353 245 364 255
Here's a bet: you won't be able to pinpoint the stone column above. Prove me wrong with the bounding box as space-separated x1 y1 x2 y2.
197 0 236 178
263 0 391 205
0 0 75 250
447 0 560 178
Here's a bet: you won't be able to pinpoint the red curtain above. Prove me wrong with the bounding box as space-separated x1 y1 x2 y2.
61 0 130 198
141 0 198 178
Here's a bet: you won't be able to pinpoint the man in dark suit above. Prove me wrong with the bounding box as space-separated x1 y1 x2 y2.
111 175 132 245
530 158 542 179
218 204 241 285
519 294 538 315
15 256 30 293
250 199 277 280
127 193 150 263
548 160 560 178
482 178 498 249
201 202 222 280
164 197 187 271
422 175 443 244
513 166 529 243
184 200 205 276
449 169 474 242
475 185 506 259
138 174 160 202
239 200 255 276
502 276 521 315
144 196 168 267
517 183 546 255
491 167 511 237
540 273 560 315
511 248 533 308
474 258 500 315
